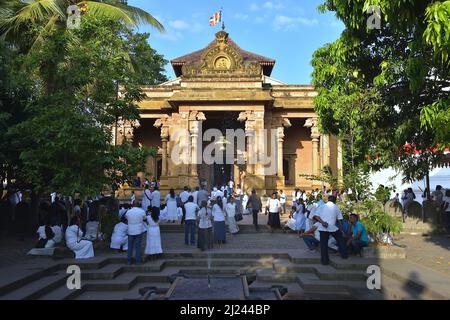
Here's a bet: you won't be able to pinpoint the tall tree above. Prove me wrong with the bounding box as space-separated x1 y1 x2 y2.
4 15 164 196
312 0 450 184
0 0 164 49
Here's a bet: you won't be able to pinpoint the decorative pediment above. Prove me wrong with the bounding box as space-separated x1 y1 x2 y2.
181 31 262 78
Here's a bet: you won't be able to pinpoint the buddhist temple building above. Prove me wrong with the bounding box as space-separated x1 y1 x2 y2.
122 29 343 194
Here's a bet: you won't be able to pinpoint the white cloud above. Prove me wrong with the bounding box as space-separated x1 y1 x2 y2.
154 30 183 42
169 19 190 30
273 14 318 30
250 3 260 12
263 1 284 10
234 13 249 21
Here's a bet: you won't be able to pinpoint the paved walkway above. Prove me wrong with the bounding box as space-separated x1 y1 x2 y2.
395 233 450 277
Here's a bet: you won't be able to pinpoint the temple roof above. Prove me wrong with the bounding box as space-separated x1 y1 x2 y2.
171 36 276 77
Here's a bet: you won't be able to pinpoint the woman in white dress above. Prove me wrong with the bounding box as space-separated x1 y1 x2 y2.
145 208 163 259
65 216 94 259
283 199 306 235
165 189 178 223
224 197 240 234
242 193 249 215
110 216 128 252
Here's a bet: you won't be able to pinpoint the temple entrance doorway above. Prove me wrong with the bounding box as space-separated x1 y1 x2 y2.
197 111 245 190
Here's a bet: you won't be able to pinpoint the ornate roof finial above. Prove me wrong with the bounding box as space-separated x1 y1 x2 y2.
222 21 225 31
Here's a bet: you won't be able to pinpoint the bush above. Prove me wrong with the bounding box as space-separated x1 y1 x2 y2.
338 198 402 244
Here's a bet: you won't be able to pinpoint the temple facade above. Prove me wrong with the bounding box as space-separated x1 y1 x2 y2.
125 30 342 194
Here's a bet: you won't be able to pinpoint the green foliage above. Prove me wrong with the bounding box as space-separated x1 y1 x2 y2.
313 0 450 182
338 198 403 242
0 0 164 51
1 15 167 196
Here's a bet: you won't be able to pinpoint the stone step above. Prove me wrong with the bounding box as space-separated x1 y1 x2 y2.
74 282 172 300
163 258 274 268
163 251 290 260
81 264 125 280
297 273 367 292
38 284 83 300
160 224 272 234
0 271 68 300
273 259 367 281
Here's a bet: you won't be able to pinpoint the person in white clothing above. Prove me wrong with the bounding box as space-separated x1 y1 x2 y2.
197 200 213 251
165 189 179 223
192 187 199 206
184 196 200 245
225 197 240 234
266 192 282 232
180 186 190 204
125 202 147 265
65 216 94 259
141 186 152 211
150 186 161 217
145 208 163 258
312 196 348 265
130 191 136 206
85 215 102 241
110 216 128 252
283 199 306 235
279 190 287 215
212 197 226 244
234 185 243 215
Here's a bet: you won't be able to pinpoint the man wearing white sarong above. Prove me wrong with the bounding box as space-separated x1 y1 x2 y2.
165 189 178 223
225 197 239 234
65 216 94 259
141 186 152 211
111 216 128 251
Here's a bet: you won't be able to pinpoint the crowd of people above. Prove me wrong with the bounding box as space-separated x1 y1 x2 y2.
5 179 449 264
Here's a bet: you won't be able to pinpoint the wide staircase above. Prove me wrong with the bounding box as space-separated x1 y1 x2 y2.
3 247 445 300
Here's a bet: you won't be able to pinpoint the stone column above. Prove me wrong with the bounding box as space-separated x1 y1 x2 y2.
277 126 285 178
321 133 330 169
305 118 321 176
154 117 169 176
238 111 256 176
188 111 206 176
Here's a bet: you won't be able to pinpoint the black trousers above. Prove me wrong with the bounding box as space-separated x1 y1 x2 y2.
319 230 348 265
252 209 259 228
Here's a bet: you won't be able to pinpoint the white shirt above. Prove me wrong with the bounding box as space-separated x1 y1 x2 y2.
151 190 161 207
192 191 198 205
279 193 286 204
184 202 200 221
180 191 190 203
126 207 147 235
266 198 281 213
313 201 343 232
228 181 234 189
212 204 225 222
198 207 212 229
225 203 237 217
235 188 243 200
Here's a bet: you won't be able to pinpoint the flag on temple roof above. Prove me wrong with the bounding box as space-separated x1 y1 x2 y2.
209 10 222 26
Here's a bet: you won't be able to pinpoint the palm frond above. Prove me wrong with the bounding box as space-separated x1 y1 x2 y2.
81 1 135 26
114 3 164 32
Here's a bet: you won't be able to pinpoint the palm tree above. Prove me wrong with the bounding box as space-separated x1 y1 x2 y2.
0 0 164 48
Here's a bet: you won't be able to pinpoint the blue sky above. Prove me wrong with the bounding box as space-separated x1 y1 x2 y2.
129 0 344 84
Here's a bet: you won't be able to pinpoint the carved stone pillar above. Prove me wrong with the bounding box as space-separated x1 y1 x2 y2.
154 117 169 176
321 133 330 169
188 111 206 177
305 118 321 176
238 111 256 176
